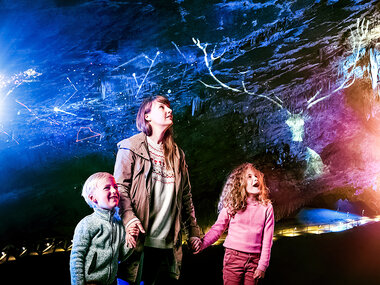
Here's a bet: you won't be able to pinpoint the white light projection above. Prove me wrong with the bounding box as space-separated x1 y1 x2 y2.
0 68 42 144
193 19 380 152
192 19 374 179
53 76 94 124
78 51 161 144
285 113 304 142
59 77 78 108
196 19 380 180
192 38 286 111
1 68 103 146
135 51 160 97
193 38 309 139
54 77 81 117
342 19 380 115
305 18 370 110
104 51 161 100
0 68 42 106
172 41 188 63
16 99 59 126
305 147 326 177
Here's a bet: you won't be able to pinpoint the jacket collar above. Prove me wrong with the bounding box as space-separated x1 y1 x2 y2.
119 132 181 165
118 132 150 160
94 207 115 221
136 135 150 161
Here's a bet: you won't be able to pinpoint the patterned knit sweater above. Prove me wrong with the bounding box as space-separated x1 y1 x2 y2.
145 136 176 248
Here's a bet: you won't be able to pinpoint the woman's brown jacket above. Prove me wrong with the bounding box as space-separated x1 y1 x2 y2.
113 132 200 282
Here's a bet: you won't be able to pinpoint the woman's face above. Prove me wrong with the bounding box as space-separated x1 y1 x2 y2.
145 99 173 130
245 168 260 195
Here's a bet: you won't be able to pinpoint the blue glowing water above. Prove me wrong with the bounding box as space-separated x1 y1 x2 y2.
297 208 362 225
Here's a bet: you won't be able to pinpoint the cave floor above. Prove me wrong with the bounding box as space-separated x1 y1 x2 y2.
1 221 380 285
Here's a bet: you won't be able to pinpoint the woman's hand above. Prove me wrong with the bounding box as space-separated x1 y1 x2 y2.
125 220 145 248
189 237 202 254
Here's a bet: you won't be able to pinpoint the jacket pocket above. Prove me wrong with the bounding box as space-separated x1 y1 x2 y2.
87 251 97 275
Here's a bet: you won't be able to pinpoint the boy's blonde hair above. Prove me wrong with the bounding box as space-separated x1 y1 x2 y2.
82 172 114 208
218 163 271 216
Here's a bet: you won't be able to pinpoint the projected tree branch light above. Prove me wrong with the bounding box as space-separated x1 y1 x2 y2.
307 18 370 109
135 51 160 97
192 37 287 111
192 18 379 179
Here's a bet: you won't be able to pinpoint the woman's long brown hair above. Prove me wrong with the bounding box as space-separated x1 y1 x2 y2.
136 95 177 169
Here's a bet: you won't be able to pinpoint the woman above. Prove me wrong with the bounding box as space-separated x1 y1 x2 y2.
114 95 201 284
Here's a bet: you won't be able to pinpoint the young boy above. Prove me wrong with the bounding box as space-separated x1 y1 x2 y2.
70 172 132 285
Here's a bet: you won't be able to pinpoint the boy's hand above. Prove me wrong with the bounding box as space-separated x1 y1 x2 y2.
125 220 145 248
125 232 136 248
189 237 202 254
127 224 140 236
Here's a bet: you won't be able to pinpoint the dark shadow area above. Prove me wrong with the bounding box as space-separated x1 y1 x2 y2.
2 221 380 285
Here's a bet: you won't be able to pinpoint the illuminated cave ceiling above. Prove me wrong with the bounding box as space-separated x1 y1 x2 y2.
1 0 380 232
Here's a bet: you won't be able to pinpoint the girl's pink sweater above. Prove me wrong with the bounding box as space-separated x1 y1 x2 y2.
201 201 274 272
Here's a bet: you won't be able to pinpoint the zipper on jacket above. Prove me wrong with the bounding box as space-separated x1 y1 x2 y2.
108 218 115 284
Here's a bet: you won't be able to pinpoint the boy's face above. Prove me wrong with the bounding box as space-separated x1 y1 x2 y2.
90 176 120 210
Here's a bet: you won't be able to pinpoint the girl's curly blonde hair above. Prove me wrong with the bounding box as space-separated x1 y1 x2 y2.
218 163 271 216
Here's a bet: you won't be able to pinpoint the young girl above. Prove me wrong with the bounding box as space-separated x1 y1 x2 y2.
113 95 201 285
199 163 274 285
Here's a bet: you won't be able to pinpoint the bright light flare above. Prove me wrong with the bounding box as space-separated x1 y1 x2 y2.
274 215 379 239
0 68 42 122
279 227 302 237
42 243 53 255
0 74 9 89
0 251 6 262
54 107 77 116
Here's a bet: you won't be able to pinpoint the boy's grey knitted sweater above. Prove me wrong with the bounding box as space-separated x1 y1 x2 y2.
70 207 131 285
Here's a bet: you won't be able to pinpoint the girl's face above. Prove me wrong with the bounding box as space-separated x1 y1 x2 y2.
90 177 120 210
145 100 173 131
245 169 260 195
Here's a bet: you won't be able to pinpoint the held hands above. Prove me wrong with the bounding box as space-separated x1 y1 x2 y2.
189 237 202 254
125 220 145 248
253 269 265 280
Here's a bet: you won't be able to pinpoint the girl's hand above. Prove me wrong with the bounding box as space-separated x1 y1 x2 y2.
253 269 265 280
189 237 202 254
